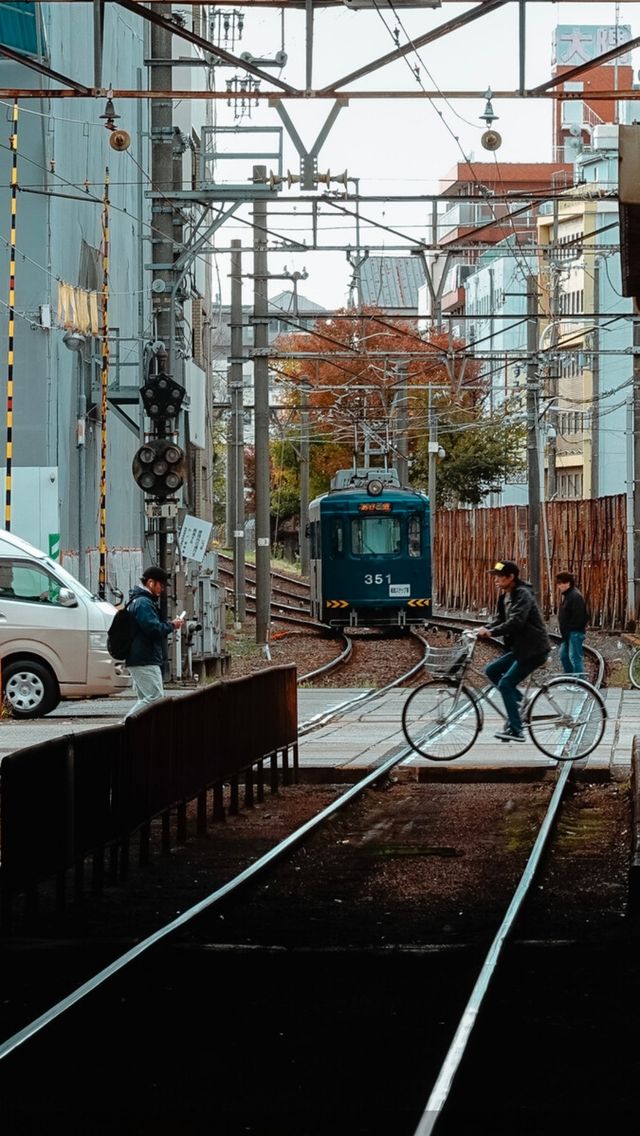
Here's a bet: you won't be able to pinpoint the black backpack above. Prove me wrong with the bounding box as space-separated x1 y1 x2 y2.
107 600 138 661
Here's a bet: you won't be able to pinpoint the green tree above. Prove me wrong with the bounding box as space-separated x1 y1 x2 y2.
412 400 526 506
269 306 525 514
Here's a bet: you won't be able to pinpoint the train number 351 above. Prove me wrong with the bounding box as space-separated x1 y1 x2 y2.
364 573 391 585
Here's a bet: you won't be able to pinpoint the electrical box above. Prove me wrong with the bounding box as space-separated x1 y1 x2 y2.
191 576 225 659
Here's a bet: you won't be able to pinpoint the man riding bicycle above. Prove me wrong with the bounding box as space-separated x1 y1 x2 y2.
477 560 551 743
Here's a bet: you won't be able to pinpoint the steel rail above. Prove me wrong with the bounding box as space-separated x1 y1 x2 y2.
0 622 583 1068
412 760 572 1136
298 630 352 683
0 639 428 1065
298 627 430 732
0 747 412 1062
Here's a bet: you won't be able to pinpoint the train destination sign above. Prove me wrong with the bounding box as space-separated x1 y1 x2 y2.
358 502 392 513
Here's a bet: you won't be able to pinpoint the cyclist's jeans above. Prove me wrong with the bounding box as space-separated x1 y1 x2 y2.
559 632 585 676
485 652 547 734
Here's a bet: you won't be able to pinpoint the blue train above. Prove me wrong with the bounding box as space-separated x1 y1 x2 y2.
308 467 432 628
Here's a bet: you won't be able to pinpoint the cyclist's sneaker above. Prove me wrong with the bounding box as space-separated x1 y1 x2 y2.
495 727 526 743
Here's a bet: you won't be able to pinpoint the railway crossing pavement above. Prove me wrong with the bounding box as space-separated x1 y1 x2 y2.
295 686 636 780
0 685 636 780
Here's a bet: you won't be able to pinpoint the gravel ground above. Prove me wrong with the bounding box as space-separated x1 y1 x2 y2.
225 616 633 689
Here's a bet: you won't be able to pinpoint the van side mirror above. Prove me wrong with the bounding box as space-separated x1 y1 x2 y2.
58 587 78 608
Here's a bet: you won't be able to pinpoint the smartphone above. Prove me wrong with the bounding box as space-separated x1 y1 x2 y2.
179 610 187 621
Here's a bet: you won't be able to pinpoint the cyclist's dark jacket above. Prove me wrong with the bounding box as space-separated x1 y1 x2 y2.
487 581 551 662
557 586 588 638
125 584 174 668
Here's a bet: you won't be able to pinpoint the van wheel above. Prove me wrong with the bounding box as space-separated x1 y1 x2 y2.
2 660 60 718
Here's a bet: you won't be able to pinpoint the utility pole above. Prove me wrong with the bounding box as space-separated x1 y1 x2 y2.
527 277 541 599
547 199 560 501
395 360 409 487
299 380 310 576
150 7 174 590
428 388 438 604
253 166 271 649
633 305 640 627
591 257 600 497
229 239 246 626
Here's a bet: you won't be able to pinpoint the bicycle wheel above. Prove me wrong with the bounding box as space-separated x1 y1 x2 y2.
629 649 640 690
401 679 481 760
526 677 606 760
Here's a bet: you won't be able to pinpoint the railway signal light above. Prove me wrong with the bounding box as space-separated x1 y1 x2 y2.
132 439 186 499
140 372 186 421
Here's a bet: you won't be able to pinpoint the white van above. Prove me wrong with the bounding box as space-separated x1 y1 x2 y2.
0 529 130 718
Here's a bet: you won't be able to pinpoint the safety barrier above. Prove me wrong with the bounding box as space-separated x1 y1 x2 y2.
0 665 298 932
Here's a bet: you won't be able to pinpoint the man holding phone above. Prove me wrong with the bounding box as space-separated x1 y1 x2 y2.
124 566 185 718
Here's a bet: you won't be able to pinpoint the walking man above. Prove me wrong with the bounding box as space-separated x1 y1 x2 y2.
124 566 184 718
478 560 551 743
556 570 588 676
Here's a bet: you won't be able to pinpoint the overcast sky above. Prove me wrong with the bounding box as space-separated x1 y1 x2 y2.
208 2 640 309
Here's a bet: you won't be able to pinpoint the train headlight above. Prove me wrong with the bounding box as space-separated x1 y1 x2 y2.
367 479 384 496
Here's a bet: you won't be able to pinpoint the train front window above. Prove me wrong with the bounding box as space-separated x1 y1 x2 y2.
351 516 401 555
408 514 422 557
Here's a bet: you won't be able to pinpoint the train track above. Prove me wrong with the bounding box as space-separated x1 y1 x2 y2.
0 592 610 1127
0 709 625 1132
218 553 311 611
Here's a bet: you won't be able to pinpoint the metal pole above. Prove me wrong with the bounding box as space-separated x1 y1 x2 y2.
633 305 640 627
395 360 409 487
428 389 437 605
626 394 635 627
546 199 559 500
591 258 600 496
230 240 246 625
151 6 174 589
253 166 271 649
77 380 86 585
3 100 18 532
98 167 110 600
299 381 310 576
527 278 541 598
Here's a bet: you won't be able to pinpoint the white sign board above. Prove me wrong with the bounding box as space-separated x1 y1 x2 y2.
179 515 213 563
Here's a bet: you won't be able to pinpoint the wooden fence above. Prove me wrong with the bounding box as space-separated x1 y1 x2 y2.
435 494 630 630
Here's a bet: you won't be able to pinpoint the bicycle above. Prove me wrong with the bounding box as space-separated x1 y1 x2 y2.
629 646 640 689
401 629 607 762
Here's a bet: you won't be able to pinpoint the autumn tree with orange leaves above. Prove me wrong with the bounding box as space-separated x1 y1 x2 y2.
268 307 525 522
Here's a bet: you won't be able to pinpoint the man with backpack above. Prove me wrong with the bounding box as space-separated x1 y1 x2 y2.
124 566 184 718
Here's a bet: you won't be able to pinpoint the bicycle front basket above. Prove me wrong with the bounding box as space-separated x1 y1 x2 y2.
424 641 469 678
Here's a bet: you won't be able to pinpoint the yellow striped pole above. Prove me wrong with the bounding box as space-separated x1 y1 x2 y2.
4 100 19 532
98 167 110 599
